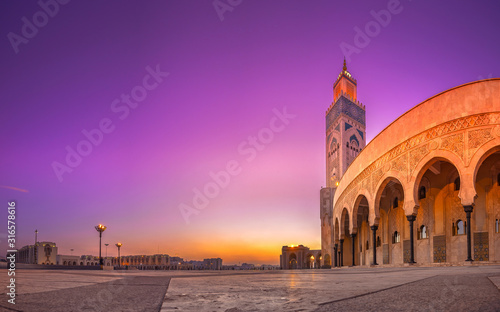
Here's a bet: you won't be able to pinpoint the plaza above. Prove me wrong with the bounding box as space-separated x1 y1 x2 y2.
1 265 499 311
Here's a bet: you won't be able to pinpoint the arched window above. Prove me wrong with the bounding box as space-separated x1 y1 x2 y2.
495 219 499 233
497 174 500 186
376 236 381 247
454 177 460 191
456 220 465 235
393 197 399 208
418 225 428 239
392 231 400 243
419 186 426 200
346 142 349 148
366 241 369 250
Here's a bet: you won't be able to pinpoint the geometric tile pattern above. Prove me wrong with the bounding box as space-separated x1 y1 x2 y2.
403 239 411 263
326 96 366 130
433 235 446 263
473 232 489 261
383 244 389 264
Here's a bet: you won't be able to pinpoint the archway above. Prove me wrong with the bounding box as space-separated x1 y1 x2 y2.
316 254 322 269
353 195 369 266
473 148 500 262
340 208 352 266
289 253 297 269
374 177 405 265
413 157 463 263
334 218 340 267
306 254 315 269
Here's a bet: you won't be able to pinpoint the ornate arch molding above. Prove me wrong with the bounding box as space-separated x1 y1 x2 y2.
470 138 500 183
410 151 466 207
333 112 500 219
351 190 372 231
334 217 340 243
340 208 350 238
373 172 407 220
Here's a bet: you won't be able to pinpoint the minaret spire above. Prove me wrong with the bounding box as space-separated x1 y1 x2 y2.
343 57 347 71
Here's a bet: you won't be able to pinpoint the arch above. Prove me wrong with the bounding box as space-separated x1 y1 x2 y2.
418 225 428 239
352 191 371 233
305 253 315 269
334 218 340 242
472 144 500 185
340 208 350 238
374 173 406 219
289 253 297 269
411 153 466 209
73 261 76 266
63 261 67 265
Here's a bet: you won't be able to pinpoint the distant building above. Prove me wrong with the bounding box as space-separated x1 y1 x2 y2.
203 258 222 270
19 241 222 270
18 242 57 265
280 245 322 269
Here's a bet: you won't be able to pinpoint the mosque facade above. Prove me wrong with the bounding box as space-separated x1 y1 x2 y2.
320 62 500 267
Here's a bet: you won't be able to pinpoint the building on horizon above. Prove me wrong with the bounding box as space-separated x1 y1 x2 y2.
280 245 321 269
18 241 224 270
18 242 57 265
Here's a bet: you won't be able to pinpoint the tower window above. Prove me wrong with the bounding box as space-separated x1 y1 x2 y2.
393 197 399 208
392 231 400 243
496 219 499 233
418 225 428 239
346 142 349 148
453 220 465 236
366 241 369 250
419 186 426 200
454 177 460 191
497 174 500 186
376 236 381 247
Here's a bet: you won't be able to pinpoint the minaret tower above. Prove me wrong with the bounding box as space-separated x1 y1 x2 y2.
320 59 366 267
326 58 366 188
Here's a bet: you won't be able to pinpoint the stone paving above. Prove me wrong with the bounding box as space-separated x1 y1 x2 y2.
0 266 498 311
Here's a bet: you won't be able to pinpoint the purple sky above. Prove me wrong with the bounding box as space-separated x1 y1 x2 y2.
1 0 499 264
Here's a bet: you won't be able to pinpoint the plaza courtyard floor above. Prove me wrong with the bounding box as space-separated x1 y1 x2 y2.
0 265 499 311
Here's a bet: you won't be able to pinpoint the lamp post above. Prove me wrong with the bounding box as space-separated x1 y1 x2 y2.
104 243 109 258
116 243 122 269
95 224 107 269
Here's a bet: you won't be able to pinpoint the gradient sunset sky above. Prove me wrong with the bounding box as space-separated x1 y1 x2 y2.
1 0 499 265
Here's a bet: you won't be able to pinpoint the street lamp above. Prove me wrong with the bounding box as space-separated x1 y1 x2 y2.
116 243 122 269
95 224 107 269
104 243 109 258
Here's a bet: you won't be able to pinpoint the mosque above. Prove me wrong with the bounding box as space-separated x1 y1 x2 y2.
282 60 500 268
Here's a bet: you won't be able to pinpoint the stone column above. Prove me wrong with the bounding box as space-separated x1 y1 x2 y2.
339 239 344 267
464 205 474 261
406 215 416 263
370 225 378 265
351 233 356 266
333 244 338 267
